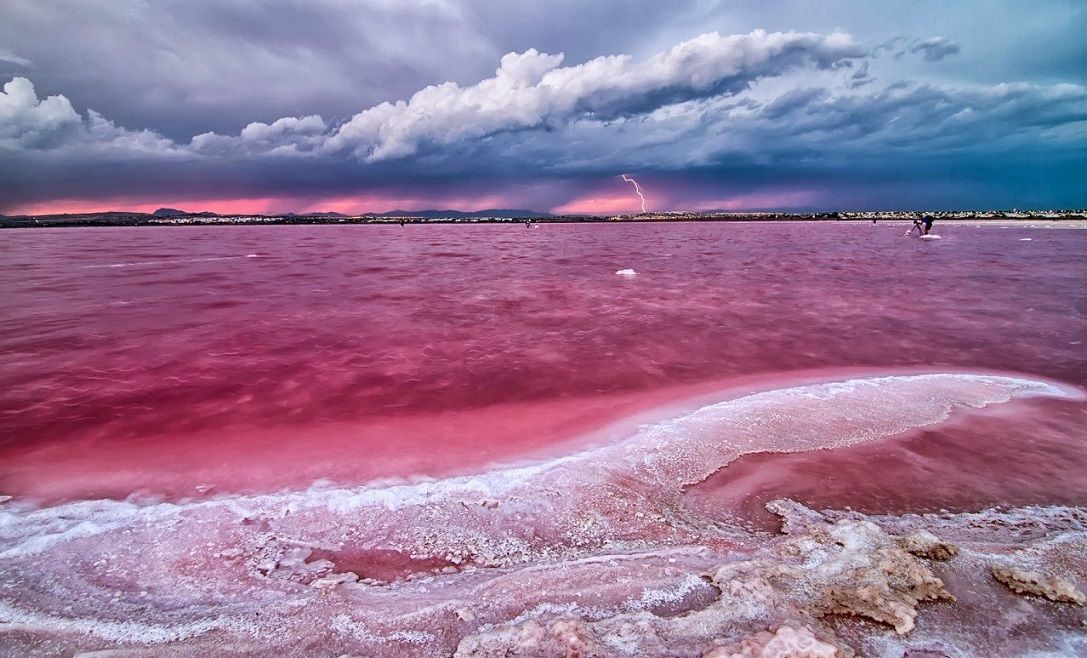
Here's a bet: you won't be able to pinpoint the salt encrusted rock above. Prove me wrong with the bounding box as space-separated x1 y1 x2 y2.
899 530 959 561
763 501 955 634
457 505 956 656
311 572 359 590
454 618 597 657
766 498 829 535
701 625 844 657
991 566 1086 605
813 521 955 633
455 607 476 622
256 558 279 575
455 501 1086 656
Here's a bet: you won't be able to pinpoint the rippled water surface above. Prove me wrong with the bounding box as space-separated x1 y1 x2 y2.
1 222 1084 505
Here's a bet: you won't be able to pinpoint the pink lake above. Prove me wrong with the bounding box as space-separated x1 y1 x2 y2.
1 221 1085 657
1 222 1083 507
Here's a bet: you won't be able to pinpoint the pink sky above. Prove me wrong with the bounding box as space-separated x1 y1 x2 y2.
6 186 822 217
551 194 645 215
553 188 822 215
6 192 525 217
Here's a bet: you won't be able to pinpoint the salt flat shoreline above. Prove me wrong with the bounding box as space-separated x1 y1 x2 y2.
4 371 1082 652
3 372 1085 657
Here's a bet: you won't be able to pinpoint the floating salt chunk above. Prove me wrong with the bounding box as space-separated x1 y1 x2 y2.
0 495 12 505
615 268 637 276
1019 237 1033 241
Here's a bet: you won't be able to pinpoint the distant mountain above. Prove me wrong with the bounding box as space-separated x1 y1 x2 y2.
153 208 220 217
283 211 346 218
374 209 549 219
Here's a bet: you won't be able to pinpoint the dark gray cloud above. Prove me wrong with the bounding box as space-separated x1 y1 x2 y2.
0 29 868 160
848 61 876 88
0 0 497 138
5 1 1082 135
3 66 1083 211
0 48 31 67
910 37 960 62
0 1 1085 212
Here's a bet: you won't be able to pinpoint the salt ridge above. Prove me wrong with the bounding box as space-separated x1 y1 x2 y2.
0 372 1077 558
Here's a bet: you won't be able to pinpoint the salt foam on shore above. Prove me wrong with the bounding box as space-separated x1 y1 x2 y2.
0 372 1083 656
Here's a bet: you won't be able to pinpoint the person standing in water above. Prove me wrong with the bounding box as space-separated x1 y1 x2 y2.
906 215 935 236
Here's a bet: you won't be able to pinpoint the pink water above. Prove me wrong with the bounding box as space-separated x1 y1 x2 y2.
1 222 1085 656
1 222 1084 505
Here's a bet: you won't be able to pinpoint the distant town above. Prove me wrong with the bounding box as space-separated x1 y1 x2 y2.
1 206 1085 229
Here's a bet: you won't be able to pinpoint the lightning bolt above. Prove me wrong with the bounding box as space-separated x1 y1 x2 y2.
621 174 647 214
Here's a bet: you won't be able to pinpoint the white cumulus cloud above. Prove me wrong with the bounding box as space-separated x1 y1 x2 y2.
324 30 867 161
191 115 328 156
0 76 81 148
0 77 177 154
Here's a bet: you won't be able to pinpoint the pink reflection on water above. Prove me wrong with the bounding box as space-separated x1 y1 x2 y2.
685 395 1087 530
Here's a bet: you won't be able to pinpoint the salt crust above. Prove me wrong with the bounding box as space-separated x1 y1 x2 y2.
899 531 959 561
454 502 958 656
1 372 1084 657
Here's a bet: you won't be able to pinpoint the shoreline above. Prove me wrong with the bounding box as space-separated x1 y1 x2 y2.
3 214 1087 229
1 370 1083 656
4 365 1078 508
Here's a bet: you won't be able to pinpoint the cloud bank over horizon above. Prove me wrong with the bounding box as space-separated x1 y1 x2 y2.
1 1 1085 214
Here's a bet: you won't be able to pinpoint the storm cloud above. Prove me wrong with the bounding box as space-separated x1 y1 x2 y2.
0 0 1085 213
910 37 961 62
323 30 865 161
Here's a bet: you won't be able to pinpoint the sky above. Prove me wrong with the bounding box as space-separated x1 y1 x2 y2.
0 0 1085 215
